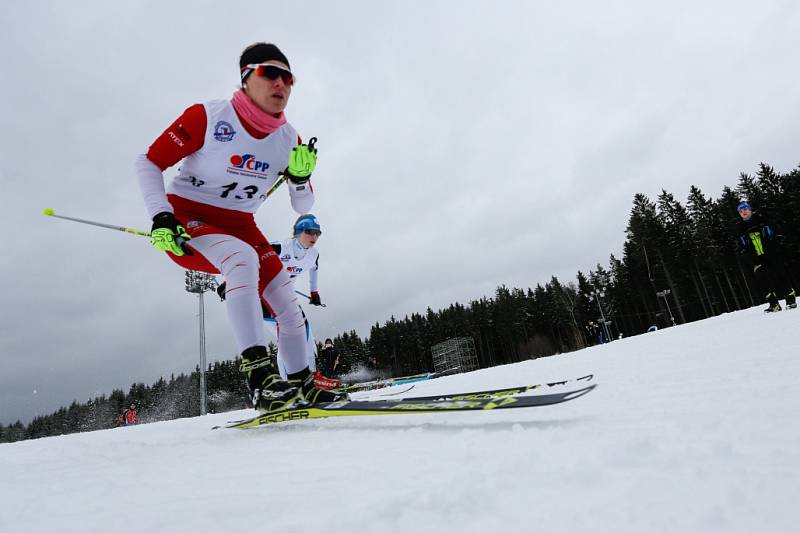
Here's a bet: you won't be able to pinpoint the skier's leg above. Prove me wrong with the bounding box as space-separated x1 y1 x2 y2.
305 319 318 373
754 263 781 311
287 315 346 403
262 317 289 379
267 308 316 379
256 251 344 403
188 234 265 351
772 258 796 307
262 275 345 401
295 306 317 373
188 234 297 410
786 286 797 308
260 268 308 375
277 352 288 380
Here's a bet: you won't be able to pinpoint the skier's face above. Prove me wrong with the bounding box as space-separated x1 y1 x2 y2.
297 229 320 248
243 60 292 116
738 207 752 220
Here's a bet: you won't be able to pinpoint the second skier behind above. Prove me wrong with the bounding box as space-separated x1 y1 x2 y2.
269 214 325 382
218 214 331 396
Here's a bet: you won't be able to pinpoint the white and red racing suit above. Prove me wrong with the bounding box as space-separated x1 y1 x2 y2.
134 100 313 374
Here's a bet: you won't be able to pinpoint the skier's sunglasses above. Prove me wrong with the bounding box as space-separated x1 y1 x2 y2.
303 229 322 236
241 63 295 86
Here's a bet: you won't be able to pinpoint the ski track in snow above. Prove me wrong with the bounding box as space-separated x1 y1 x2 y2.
1 306 798 533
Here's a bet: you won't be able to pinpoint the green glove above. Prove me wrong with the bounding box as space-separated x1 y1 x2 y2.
285 137 318 184
150 212 190 256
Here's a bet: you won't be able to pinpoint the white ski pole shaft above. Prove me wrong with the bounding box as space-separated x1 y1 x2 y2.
43 208 151 236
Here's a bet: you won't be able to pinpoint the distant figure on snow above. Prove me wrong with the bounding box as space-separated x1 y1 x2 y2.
585 321 606 345
119 403 139 426
318 339 341 378
735 202 796 312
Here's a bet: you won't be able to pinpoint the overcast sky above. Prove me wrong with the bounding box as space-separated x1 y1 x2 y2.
2 0 799 424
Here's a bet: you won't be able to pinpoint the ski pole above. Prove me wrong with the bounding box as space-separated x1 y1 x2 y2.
43 208 192 253
295 289 327 308
265 176 288 198
43 208 151 237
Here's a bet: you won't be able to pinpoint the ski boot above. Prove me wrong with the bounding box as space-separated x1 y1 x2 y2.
288 367 349 404
240 346 300 412
763 292 782 313
786 289 797 309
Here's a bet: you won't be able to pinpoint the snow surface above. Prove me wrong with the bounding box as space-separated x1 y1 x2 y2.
2 306 798 533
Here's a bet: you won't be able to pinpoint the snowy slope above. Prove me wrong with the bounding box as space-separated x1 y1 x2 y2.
1 306 798 533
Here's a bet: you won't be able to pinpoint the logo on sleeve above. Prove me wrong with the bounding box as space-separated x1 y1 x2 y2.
168 123 190 147
168 131 184 147
213 121 236 142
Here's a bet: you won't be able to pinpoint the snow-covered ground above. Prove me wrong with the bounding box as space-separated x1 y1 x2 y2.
1 306 798 533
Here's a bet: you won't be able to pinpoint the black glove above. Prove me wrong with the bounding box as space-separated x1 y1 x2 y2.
151 212 192 255
151 211 182 232
309 291 322 306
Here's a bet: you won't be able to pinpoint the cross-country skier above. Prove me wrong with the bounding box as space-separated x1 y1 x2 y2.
265 214 324 378
736 202 797 312
134 42 343 412
217 214 324 382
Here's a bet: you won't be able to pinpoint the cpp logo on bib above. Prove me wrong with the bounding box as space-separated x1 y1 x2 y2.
213 121 236 142
228 154 270 178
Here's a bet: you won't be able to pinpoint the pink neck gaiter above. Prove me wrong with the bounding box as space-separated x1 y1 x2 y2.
231 89 287 135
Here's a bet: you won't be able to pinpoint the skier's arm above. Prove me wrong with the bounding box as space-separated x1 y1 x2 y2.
735 220 751 254
134 104 207 218
751 211 784 241
736 234 748 253
309 254 319 293
307 253 322 305
287 180 314 213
